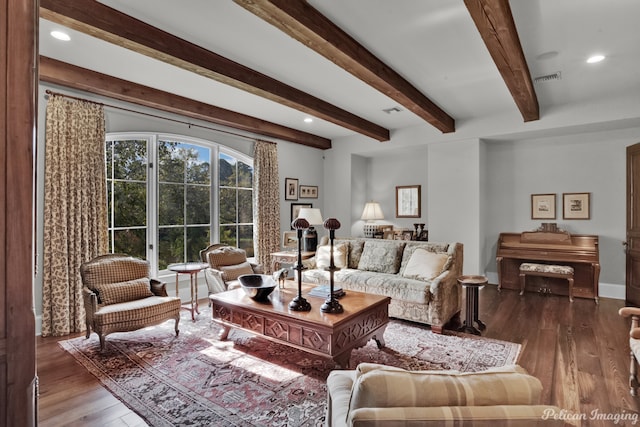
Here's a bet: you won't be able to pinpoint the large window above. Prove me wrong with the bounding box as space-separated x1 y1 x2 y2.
106 133 253 273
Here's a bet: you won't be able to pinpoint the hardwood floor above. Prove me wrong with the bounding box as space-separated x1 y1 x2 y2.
37 286 640 426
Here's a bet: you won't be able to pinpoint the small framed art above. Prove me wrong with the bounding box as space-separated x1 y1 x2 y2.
396 185 421 218
563 192 590 219
299 185 318 199
285 178 298 201
531 193 556 219
290 203 312 227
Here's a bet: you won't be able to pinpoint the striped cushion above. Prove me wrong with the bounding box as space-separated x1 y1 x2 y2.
94 278 153 305
94 296 182 325
219 261 254 281
207 246 248 269
348 364 542 411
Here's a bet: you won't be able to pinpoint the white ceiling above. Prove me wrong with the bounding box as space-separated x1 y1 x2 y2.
39 0 640 143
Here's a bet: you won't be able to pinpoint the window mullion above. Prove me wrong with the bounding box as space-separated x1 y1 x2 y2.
148 135 158 273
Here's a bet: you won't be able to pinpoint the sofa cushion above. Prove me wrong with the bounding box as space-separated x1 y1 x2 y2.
345 239 365 269
348 364 542 411
94 295 182 325
399 242 452 276
219 261 254 281
316 243 349 269
402 248 450 281
357 240 406 274
94 277 154 305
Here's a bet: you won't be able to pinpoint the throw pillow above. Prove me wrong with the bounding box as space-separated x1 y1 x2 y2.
207 246 248 268
348 365 541 411
94 277 153 305
398 242 451 275
315 243 348 269
357 241 405 274
219 261 254 282
402 248 450 281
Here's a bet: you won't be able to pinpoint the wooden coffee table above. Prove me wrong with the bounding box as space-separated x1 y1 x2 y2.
209 285 390 368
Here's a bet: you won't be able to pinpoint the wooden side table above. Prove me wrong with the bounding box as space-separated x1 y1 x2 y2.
457 275 487 335
168 262 209 321
270 250 314 274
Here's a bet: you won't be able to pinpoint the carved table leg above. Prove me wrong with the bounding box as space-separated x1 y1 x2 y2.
333 351 353 369
218 325 231 341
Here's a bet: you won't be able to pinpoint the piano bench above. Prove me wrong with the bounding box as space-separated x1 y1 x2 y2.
519 263 575 302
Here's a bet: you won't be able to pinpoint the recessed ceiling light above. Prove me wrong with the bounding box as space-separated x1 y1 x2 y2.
50 30 71 41
586 54 605 64
303 117 313 123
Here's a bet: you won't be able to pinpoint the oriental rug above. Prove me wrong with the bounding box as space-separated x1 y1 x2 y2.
60 309 520 427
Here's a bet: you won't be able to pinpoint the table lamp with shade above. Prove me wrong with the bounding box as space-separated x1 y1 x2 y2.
361 201 384 237
296 208 323 251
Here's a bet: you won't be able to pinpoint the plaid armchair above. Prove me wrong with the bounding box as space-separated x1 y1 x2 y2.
199 244 264 297
80 254 181 350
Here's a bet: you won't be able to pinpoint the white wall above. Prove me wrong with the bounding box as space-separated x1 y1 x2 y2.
428 139 483 274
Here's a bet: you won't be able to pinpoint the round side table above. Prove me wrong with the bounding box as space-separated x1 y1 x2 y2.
168 262 209 322
457 275 487 335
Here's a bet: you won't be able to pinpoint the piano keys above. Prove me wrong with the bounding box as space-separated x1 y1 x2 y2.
496 228 600 301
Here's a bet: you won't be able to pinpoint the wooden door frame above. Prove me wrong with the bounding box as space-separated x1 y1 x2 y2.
1 0 38 425
626 143 640 305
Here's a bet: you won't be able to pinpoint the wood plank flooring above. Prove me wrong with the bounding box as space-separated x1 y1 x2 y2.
37 285 640 426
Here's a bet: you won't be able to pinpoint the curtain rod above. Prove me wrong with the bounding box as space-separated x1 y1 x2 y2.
44 89 275 145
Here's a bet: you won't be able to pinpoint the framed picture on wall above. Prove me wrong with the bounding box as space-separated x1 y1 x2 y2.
396 185 421 218
299 185 318 199
285 178 298 200
290 203 312 227
531 193 556 219
563 192 590 219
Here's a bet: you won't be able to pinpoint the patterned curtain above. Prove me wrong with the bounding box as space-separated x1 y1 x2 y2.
253 140 280 272
41 95 108 336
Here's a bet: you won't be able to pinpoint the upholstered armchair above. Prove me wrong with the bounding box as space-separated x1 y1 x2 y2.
619 306 640 395
199 244 264 297
80 254 181 350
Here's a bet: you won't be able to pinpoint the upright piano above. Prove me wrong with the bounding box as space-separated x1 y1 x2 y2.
496 228 600 300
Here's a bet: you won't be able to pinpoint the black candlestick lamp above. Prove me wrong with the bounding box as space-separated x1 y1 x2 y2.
320 217 343 314
289 217 312 311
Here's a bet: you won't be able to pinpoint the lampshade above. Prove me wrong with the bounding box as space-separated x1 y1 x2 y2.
297 208 324 225
361 202 384 222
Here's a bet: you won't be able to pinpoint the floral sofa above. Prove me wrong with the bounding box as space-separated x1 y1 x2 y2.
301 237 463 333
326 363 565 426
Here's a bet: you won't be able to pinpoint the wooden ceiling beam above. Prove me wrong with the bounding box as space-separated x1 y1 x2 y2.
464 0 539 122
39 0 389 142
39 56 332 150
234 0 455 134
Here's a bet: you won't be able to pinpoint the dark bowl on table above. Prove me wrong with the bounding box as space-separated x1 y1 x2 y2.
238 274 277 301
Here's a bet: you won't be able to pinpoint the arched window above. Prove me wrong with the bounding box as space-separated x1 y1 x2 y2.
105 132 253 274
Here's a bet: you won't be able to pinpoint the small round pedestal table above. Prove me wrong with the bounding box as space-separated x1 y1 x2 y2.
168 262 209 322
457 275 487 335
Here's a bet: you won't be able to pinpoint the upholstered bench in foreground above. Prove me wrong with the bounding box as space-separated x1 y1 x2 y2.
326 363 566 426
519 262 574 302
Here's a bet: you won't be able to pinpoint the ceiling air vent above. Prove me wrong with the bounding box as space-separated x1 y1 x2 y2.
534 71 562 83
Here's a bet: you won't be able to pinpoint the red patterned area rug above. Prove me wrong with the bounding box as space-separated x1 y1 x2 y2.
59 309 520 427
